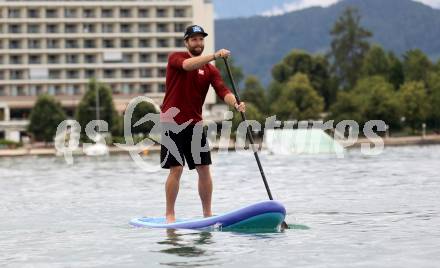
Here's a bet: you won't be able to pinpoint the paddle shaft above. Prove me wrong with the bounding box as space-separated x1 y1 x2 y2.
223 58 274 201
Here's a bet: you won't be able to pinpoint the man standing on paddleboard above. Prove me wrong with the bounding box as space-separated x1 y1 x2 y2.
160 25 246 223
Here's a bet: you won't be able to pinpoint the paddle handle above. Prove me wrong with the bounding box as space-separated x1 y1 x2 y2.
223 58 274 200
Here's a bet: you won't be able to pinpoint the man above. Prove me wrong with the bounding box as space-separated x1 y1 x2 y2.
160 25 245 223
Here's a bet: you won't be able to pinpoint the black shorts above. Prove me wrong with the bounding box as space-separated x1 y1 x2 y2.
160 123 212 170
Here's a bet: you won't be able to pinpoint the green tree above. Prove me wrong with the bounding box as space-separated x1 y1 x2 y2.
270 96 299 122
361 45 390 78
329 76 401 129
271 73 324 121
112 114 124 138
353 76 401 129
272 50 313 83
399 81 430 131
131 102 158 135
328 7 372 89
311 55 336 109
328 91 363 125
76 79 120 138
241 75 267 114
215 57 244 91
267 81 284 108
271 50 334 109
387 52 405 89
28 94 67 142
403 49 432 83
427 72 440 129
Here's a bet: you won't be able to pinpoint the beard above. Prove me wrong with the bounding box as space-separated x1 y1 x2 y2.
188 45 204 56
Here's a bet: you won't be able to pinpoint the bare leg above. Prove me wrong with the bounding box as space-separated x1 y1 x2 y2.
165 165 183 223
196 165 213 218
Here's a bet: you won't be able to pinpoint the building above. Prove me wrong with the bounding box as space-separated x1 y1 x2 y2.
0 0 223 142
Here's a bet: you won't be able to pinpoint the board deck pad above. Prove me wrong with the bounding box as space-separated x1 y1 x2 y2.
130 200 286 231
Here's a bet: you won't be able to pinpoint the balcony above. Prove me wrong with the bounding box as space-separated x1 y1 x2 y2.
140 69 152 78
84 40 96 49
83 24 95 33
103 40 115 48
156 9 168 18
139 9 150 18
48 56 60 64
84 55 96 64
46 10 58 18
157 24 169 33
8 10 21 19
103 70 115 79
102 25 114 33
120 9 132 18
85 70 96 79
122 55 133 63
47 41 60 49
102 9 113 18
28 41 41 49
9 25 22 34
83 10 95 18
65 25 78 34
139 24 151 33
28 9 40 18
139 39 151 48
10 71 24 80
140 54 152 63
66 55 79 64
121 40 133 48
49 71 62 79
64 9 78 18
67 71 80 79
46 25 59 34
28 25 40 34
10 56 22 64
157 39 169 48
120 24 132 33
29 57 42 64
174 9 186 18
157 54 168 63
9 42 21 49
65 41 79 49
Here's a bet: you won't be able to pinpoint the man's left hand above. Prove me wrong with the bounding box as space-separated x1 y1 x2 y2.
234 102 246 113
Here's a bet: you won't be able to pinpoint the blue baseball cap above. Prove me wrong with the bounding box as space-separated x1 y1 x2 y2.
184 25 208 40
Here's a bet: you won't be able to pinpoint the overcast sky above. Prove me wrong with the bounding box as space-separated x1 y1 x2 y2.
213 0 440 18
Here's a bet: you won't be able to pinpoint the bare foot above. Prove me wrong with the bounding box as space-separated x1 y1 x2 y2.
166 214 176 224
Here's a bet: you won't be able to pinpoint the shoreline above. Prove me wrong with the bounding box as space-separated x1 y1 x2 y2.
1 134 439 157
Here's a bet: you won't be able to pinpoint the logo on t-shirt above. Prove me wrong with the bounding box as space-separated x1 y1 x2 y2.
198 69 205 75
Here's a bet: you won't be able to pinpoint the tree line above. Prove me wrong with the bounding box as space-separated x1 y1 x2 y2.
28 79 156 143
217 7 440 134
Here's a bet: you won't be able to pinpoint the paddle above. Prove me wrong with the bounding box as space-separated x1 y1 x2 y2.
223 58 289 230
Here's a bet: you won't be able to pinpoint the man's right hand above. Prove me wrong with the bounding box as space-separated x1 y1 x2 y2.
183 49 231 71
214 49 231 59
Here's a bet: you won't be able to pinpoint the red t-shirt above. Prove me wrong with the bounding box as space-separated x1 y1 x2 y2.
160 52 231 124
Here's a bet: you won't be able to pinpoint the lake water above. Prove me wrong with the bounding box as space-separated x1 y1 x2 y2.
1 145 439 267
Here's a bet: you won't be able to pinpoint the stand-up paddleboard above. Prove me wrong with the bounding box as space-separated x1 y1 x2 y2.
130 200 286 231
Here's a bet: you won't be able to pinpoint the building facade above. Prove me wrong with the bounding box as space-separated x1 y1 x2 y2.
0 0 221 142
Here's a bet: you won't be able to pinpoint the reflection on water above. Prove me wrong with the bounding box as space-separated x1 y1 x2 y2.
1 145 440 267
158 229 213 257
155 228 295 267
157 229 217 267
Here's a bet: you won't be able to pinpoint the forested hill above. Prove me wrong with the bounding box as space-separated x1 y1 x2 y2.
215 0 440 84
